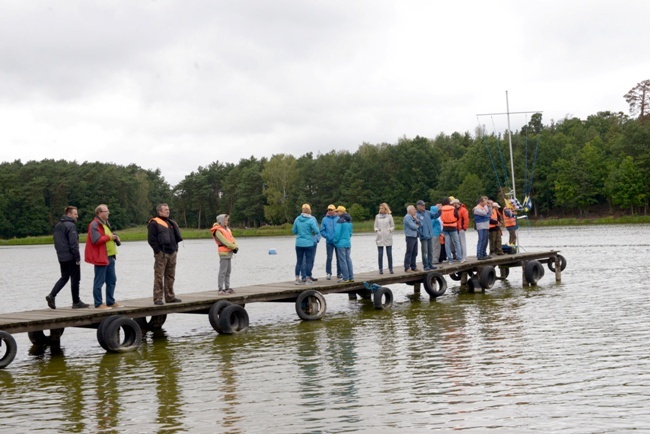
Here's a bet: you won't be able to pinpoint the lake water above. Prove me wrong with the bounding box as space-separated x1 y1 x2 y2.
1 225 649 433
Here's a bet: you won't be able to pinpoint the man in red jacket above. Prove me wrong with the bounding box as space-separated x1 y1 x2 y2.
85 204 122 310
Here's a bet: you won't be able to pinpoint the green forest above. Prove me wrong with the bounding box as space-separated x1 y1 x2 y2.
1 97 649 239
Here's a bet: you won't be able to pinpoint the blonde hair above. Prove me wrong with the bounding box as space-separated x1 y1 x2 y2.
379 202 391 214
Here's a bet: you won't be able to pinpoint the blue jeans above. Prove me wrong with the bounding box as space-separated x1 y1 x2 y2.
404 236 418 271
336 247 353 280
477 229 489 259
443 230 461 262
295 245 315 278
325 243 340 277
420 237 433 269
300 245 317 279
93 256 116 307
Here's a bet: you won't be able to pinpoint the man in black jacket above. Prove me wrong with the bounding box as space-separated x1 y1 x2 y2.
46 206 89 309
148 203 183 305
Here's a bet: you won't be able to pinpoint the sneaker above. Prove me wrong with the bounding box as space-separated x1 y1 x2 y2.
430 265 437 270
337 278 348 283
460 258 467 263
46 295 56 309
305 278 314 285
72 301 89 309
379 270 383 274
294 278 303 285
96 304 112 310
218 290 228 295
336 275 343 279
348 279 354 283
108 303 124 308
167 298 182 303
154 300 164 305
311 277 318 281
389 269 394 274
405 269 411 273
412 268 420 272
326 274 332 280
226 289 235 294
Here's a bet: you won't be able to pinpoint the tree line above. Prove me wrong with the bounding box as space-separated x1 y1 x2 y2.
0 109 648 239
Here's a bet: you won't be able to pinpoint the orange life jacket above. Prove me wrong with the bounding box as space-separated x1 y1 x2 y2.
210 224 235 254
440 205 458 229
504 209 516 228
489 208 502 229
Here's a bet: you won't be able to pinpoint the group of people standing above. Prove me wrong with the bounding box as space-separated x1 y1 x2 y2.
292 203 354 284
402 197 469 272
46 203 239 310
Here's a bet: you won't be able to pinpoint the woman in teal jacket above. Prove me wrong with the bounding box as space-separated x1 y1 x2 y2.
292 204 320 285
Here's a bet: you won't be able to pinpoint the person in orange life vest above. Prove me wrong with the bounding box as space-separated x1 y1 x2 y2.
211 214 239 295
440 197 463 264
148 203 183 305
503 206 518 245
85 204 121 310
452 198 469 262
488 200 504 255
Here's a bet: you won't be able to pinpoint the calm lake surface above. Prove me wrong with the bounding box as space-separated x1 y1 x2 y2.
1 225 649 433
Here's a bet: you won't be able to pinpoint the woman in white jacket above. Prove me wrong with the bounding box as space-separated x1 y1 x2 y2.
374 203 395 274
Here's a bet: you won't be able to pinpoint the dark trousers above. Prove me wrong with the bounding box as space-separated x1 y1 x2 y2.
50 259 81 304
295 246 315 278
378 246 393 271
404 236 418 271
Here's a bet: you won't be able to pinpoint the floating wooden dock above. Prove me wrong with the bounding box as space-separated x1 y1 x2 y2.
0 250 565 369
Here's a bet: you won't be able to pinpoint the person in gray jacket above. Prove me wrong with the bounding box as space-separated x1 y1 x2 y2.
374 202 395 274
46 206 89 309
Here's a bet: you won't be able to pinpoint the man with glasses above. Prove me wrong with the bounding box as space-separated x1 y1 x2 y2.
85 204 122 310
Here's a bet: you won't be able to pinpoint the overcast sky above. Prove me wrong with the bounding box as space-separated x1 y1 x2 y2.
1 1 648 185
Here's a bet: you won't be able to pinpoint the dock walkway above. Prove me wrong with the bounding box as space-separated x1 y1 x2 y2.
0 250 565 369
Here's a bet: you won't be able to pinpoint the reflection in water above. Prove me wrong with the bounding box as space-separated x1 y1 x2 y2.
147 330 185 432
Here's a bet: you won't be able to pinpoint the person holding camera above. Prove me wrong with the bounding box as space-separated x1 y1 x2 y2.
211 214 239 295
148 203 184 305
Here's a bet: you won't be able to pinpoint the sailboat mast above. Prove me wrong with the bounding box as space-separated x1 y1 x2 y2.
506 91 516 200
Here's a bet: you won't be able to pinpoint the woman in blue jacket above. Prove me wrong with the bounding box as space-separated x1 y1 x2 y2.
292 204 320 284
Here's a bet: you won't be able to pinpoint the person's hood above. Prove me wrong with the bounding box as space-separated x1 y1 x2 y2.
60 215 76 224
216 214 227 226
430 205 439 213
337 213 352 223
296 213 314 223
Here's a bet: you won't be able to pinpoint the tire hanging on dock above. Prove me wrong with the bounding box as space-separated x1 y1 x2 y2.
103 317 142 353
373 287 394 310
479 266 497 289
209 301 233 333
449 272 462 282
218 305 250 334
547 254 567 272
423 272 447 297
524 260 545 285
467 276 481 293
295 290 327 321
97 315 126 351
0 331 17 369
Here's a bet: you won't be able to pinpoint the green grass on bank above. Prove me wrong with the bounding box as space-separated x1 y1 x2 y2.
1 215 649 246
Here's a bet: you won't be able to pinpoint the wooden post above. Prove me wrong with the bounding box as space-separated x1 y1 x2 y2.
414 282 421 294
522 261 529 286
555 256 562 283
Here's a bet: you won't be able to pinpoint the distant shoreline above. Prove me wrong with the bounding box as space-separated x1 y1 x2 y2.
1 215 648 246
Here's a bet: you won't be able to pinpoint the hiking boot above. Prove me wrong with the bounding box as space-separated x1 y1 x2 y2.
96 304 112 310
72 301 89 309
46 295 56 309
167 298 182 303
